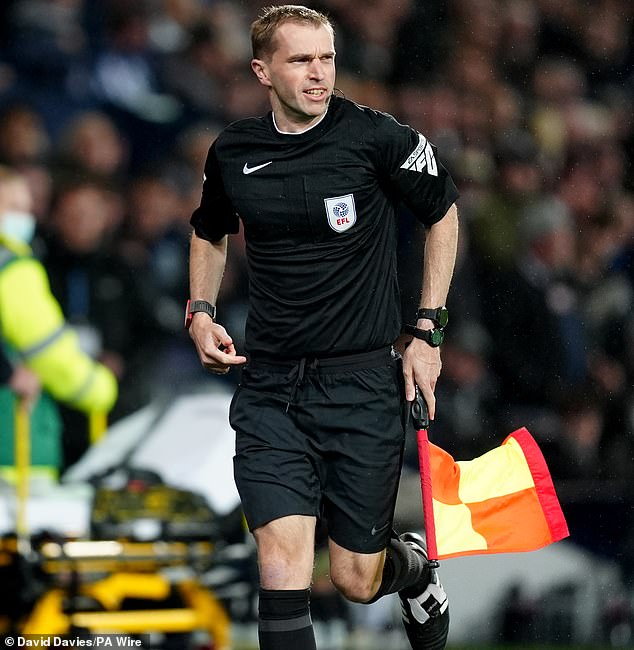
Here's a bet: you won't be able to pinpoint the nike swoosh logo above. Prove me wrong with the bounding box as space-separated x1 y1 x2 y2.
243 161 273 175
371 522 390 536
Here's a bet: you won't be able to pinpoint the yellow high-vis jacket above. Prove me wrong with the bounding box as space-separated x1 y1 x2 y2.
0 234 118 467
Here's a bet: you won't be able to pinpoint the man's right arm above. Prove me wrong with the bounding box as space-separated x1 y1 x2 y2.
188 232 247 373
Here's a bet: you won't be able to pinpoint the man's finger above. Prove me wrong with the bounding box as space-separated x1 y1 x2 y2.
204 350 247 366
206 365 230 375
405 372 416 402
201 343 247 364
217 333 234 348
419 384 436 421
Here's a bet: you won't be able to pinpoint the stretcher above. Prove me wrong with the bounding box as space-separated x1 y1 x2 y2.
1 397 244 650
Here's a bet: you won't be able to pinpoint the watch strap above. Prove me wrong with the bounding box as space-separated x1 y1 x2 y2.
189 300 216 319
402 324 444 347
184 299 216 329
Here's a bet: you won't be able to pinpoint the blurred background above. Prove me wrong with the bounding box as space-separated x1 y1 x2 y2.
0 0 632 648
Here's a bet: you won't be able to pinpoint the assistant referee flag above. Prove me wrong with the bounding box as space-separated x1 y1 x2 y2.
424 428 569 560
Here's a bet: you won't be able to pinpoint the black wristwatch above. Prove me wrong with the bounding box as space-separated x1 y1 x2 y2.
402 324 445 347
416 306 449 329
184 299 216 329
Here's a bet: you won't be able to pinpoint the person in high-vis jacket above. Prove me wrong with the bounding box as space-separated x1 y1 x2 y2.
0 166 118 476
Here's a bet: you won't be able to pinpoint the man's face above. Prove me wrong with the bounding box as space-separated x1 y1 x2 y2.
53 187 111 254
252 21 335 130
0 178 32 215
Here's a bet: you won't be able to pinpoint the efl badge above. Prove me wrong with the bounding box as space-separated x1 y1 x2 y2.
324 194 357 233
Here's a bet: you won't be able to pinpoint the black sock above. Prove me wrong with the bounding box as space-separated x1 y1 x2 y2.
258 588 316 650
367 537 431 603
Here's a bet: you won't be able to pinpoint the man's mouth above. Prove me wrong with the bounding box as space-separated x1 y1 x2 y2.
304 88 327 97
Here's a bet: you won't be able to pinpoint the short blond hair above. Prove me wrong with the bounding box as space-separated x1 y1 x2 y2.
251 4 334 60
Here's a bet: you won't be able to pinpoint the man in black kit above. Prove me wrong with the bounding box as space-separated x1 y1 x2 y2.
187 6 459 650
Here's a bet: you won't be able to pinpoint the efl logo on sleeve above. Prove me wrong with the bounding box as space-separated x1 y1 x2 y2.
324 194 357 233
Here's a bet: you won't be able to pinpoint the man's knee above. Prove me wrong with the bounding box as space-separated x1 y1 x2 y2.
328 541 385 603
259 550 308 589
254 516 316 589
331 569 378 603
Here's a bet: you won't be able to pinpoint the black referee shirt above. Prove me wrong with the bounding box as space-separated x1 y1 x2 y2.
191 95 458 359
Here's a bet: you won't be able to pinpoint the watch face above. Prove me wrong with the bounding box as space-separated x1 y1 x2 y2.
431 329 444 346
437 308 449 328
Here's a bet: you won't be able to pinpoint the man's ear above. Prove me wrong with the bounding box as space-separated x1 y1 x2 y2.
251 59 272 87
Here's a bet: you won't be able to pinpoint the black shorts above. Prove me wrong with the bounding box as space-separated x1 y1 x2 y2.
229 347 406 554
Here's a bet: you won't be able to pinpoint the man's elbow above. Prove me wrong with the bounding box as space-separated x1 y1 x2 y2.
444 202 459 226
432 203 459 237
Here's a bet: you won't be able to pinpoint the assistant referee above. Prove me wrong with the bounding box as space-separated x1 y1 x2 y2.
187 6 459 650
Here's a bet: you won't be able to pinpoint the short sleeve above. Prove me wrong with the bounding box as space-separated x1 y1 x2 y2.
373 114 459 226
190 140 240 242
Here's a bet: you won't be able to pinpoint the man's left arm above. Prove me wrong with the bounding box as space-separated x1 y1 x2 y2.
402 202 459 419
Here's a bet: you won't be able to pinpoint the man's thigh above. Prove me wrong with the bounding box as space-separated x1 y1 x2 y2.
301 362 406 554
230 367 321 532
231 356 406 553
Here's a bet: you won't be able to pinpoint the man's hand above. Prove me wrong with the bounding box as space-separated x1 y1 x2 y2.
401 337 442 420
189 313 247 374
9 365 41 409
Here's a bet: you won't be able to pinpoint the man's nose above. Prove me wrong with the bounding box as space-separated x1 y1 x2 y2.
308 57 325 78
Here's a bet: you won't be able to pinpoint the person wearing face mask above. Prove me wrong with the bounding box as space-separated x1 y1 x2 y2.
0 166 118 478
0 170 42 409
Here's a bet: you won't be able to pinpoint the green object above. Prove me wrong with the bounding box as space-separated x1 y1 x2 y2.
429 328 445 346
416 306 449 329
0 388 62 467
402 324 445 347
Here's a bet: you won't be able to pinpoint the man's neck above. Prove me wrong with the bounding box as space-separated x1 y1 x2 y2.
271 103 330 134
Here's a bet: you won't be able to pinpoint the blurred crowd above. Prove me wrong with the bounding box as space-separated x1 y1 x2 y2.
0 0 632 565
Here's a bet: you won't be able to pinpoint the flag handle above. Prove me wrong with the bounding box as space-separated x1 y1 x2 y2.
412 389 439 566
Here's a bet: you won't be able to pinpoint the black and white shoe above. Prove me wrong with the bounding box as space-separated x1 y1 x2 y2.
399 532 449 650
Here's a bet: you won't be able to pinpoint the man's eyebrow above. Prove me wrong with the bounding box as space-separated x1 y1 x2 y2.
287 50 336 61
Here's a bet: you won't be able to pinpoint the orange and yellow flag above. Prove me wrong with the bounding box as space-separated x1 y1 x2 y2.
426 427 569 560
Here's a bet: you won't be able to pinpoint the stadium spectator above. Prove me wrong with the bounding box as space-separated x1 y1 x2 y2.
484 196 586 422
469 130 544 274
37 177 148 465
0 104 50 167
55 110 129 185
